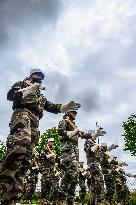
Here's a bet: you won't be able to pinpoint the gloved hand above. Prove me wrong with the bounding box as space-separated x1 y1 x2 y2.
119 162 128 166
126 173 132 177
91 129 106 140
96 129 106 136
46 153 56 159
60 101 81 113
67 127 79 137
108 144 119 151
82 171 87 176
18 83 41 98
108 157 114 163
91 144 99 152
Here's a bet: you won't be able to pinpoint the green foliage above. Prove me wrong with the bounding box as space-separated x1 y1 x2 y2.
122 114 136 156
84 191 90 204
31 191 41 204
130 191 136 204
35 127 61 155
0 140 6 161
112 192 118 203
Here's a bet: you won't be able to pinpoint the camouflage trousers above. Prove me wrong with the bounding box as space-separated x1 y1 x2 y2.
115 179 129 204
87 162 104 204
59 144 79 204
41 167 59 201
0 109 40 202
105 174 115 203
21 168 39 200
79 179 86 203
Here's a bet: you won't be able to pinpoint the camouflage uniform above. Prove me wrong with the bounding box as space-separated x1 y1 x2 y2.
84 139 104 205
58 118 79 205
21 154 39 200
78 162 86 204
112 164 129 204
40 144 60 203
99 147 115 204
0 79 61 203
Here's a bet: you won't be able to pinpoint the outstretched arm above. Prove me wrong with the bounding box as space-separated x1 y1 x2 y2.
44 100 81 114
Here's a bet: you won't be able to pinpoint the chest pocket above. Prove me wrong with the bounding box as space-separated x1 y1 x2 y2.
37 95 46 112
20 93 46 113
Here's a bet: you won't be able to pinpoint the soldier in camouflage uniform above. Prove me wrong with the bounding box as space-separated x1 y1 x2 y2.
58 110 80 205
112 160 130 205
40 140 60 204
0 68 80 205
78 161 87 204
57 111 97 205
21 153 39 201
99 143 119 204
84 129 106 205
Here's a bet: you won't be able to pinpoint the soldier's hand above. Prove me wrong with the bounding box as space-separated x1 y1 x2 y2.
96 129 106 136
60 101 81 113
46 153 56 159
37 84 45 91
91 144 99 152
119 162 128 166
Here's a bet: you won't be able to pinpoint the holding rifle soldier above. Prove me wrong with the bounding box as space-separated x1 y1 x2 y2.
99 143 119 204
40 140 60 204
58 110 105 205
84 126 106 205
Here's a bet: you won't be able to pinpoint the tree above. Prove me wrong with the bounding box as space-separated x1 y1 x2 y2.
0 140 6 161
35 127 61 155
122 114 136 156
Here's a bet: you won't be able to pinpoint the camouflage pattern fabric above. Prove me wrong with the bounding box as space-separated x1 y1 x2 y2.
21 157 39 200
112 165 130 204
0 79 61 203
40 145 60 202
100 147 115 203
78 164 86 204
84 139 104 205
58 119 79 205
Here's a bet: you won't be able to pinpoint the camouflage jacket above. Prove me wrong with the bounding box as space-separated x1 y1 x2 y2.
7 80 61 119
39 146 56 173
99 149 111 170
78 167 86 181
58 119 78 146
84 139 100 165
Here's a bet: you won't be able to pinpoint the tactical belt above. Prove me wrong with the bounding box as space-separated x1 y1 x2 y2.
13 105 40 118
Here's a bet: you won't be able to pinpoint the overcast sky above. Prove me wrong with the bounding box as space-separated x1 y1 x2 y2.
0 0 136 188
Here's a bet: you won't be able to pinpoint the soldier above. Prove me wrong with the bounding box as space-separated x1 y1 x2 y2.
57 112 103 205
57 110 80 205
0 68 80 205
113 162 130 204
84 129 106 205
78 161 87 204
40 140 60 204
100 143 119 204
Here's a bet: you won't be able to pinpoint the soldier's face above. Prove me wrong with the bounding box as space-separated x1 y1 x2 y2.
69 112 77 120
30 73 43 84
48 141 54 147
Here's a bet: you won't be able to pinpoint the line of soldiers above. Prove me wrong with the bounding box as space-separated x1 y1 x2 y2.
20 110 132 205
0 68 134 205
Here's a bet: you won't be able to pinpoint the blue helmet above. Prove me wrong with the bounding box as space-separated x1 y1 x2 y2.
30 67 45 79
